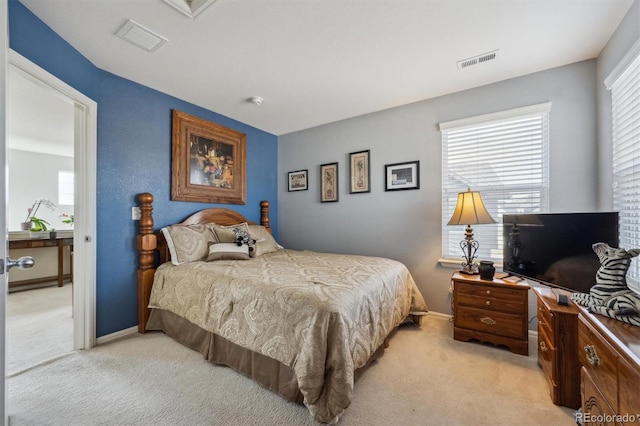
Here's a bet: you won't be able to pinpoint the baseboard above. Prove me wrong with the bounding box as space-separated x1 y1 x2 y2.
427 310 452 320
96 326 138 345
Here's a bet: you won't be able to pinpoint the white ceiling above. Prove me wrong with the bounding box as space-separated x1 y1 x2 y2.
17 0 635 136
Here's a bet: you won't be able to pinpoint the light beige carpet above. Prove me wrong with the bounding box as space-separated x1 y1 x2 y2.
7 314 576 425
7 284 73 376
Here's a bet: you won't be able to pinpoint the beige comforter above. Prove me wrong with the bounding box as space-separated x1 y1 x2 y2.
149 249 428 423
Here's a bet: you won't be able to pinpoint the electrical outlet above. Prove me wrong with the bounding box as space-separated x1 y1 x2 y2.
132 206 141 220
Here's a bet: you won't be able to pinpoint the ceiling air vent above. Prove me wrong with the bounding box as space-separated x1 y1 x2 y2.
457 50 499 70
163 0 218 19
116 20 168 52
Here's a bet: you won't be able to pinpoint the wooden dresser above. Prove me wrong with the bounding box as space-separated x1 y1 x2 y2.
576 304 640 425
533 287 581 409
452 272 529 355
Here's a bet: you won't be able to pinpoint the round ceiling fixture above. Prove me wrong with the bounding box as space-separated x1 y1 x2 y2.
249 96 263 106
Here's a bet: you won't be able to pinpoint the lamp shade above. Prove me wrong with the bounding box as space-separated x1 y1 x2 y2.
447 189 496 226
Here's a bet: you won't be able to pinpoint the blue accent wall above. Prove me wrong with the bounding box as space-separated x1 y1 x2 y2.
9 0 279 337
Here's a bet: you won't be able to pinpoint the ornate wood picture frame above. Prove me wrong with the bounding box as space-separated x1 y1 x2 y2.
171 110 246 204
287 169 308 191
349 150 370 193
385 160 420 191
320 162 339 202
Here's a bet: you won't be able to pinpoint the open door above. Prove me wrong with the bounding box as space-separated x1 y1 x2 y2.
1 1 8 422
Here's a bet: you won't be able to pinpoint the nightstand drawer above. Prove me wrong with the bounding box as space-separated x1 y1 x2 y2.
455 306 526 339
455 282 526 314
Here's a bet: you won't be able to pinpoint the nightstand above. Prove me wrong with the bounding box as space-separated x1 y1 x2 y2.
452 272 529 355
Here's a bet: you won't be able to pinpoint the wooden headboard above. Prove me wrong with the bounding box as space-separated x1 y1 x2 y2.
136 192 271 333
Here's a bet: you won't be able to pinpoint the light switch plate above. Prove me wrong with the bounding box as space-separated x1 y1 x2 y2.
132 206 141 220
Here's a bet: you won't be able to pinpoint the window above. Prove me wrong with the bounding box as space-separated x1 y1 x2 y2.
440 103 551 264
608 40 640 293
58 171 74 205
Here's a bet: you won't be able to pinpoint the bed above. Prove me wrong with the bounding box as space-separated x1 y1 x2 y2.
136 192 428 423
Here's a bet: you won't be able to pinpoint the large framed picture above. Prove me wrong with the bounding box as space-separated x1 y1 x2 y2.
320 162 339 202
171 110 246 204
385 161 420 191
349 150 370 193
287 169 308 191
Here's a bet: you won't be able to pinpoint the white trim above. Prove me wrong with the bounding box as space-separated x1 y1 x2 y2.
605 38 640 90
9 50 97 351
438 102 552 131
1 0 8 421
95 326 138 345
426 311 453 320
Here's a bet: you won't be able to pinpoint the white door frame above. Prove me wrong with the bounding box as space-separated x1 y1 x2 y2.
2 2 9 423
8 49 97 350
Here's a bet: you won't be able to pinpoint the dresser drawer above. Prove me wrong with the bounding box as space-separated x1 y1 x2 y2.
619 357 640 416
455 306 526 339
455 282 525 314
581 368 617 426
578 317 618 410
537 323 556 386
537 302 553 338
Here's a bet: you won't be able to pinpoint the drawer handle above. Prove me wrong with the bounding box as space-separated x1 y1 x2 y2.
485 300 491 306
584 345 601 367
486 290 491 295
480 316 496 326
539 341 548 352
539 321 546 327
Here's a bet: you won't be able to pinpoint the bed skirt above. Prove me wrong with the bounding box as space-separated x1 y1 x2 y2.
146 308 390 405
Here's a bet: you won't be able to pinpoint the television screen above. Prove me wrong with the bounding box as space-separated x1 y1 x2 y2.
502 212 619 294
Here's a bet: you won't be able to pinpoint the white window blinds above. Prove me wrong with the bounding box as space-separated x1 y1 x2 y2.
609 41 640 293
440 103 551 264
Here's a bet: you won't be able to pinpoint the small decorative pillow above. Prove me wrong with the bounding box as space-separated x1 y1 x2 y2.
248 225 281 257
207 243 250 261
211 223 251 244
161 224 217 265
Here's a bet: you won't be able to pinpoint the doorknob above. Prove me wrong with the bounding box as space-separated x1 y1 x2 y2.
2 256 36 273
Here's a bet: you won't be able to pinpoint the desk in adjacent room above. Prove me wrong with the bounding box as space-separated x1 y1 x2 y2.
8 236 73 288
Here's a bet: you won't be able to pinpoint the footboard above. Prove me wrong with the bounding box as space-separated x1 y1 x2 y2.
135 192 271 333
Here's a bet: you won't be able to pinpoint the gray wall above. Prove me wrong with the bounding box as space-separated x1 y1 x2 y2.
597 0 639 210
278 59 598 321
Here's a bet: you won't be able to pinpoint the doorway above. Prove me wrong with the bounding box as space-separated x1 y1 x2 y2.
6 65 75 374
6 50 97 360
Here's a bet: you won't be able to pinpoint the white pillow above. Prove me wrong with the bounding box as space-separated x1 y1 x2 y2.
207 243 250 261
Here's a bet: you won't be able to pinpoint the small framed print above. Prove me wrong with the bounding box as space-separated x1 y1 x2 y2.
288 169 308 191
349 150 370 193
320 162 339 203
385 161 420 191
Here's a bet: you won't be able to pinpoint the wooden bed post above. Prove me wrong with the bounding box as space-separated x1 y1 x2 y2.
260 200 270 232
136 192 156 333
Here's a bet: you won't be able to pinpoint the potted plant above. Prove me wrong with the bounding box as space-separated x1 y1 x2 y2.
61 213 74 227
22 198 56 232
29 217 50 231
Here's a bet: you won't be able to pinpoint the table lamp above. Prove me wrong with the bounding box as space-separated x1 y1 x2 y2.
447 188 496 274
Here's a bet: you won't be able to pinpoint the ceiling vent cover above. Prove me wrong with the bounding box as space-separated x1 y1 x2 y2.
163 0 218 19
457 50 499 70
116 20 168 52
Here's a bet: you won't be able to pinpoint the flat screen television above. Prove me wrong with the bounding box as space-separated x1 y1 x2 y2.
502 212 619 294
